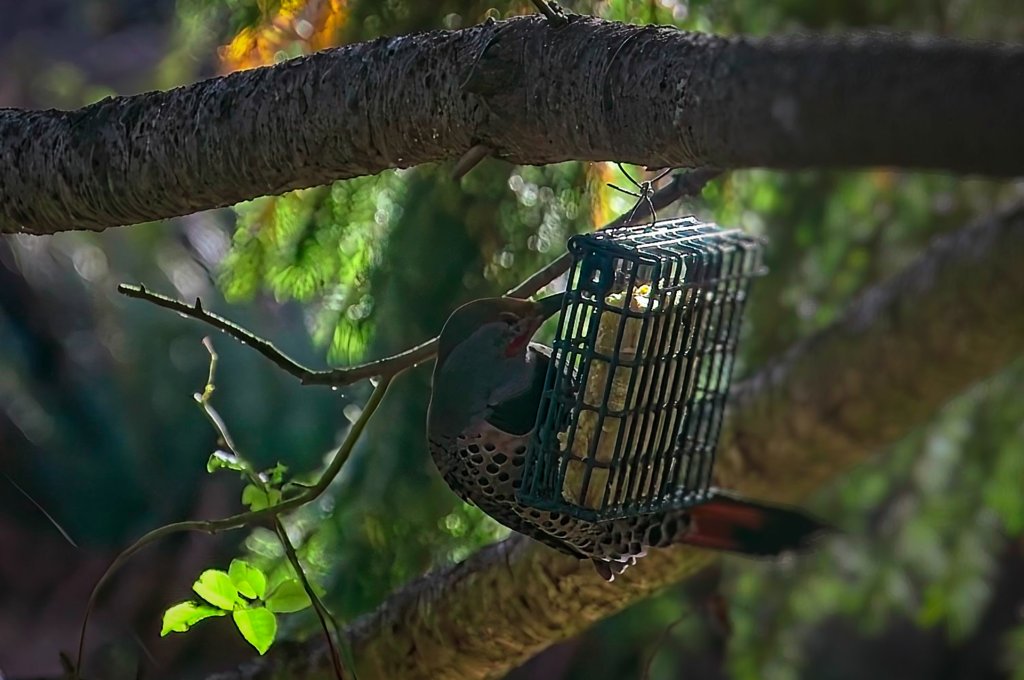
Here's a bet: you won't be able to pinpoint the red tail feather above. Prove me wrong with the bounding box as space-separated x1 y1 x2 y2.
681 492 827 556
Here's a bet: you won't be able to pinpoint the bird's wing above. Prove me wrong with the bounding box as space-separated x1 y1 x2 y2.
484 344 551 436
486 343 577 436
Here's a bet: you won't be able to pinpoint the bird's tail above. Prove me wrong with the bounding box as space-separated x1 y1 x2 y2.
679 490 829 556
590 491 828 581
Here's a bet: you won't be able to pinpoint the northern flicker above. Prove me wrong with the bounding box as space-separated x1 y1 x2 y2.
427 295 825 580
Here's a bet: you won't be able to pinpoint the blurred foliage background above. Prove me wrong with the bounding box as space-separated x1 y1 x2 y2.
1 1 1023 678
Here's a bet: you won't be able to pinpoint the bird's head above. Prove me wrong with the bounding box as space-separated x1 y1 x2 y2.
435 293 564 372
428 294 564 436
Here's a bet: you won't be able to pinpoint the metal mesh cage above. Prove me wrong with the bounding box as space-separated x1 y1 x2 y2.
518 217 766 522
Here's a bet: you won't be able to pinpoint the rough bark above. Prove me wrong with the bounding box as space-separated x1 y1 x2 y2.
2 16 1022 234
206 202 1024 680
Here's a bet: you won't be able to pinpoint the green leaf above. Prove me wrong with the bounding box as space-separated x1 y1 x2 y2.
265 578 312 613
233 607 277 654
229 559 267 600
207 450 247 474
241 485 270 510
193 569 241 610
265 462 289 486
160 601 227 636
265 564 295 593
242 484 283 510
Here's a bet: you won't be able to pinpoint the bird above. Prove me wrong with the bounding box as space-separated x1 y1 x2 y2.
426 294 827 581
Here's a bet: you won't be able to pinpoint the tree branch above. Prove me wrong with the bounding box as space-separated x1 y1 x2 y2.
3 16 1021 234
117 283 435 385
117 169 715 385
208 201 1024 680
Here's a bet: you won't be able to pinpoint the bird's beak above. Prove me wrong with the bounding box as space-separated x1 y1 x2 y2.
534 293 565 321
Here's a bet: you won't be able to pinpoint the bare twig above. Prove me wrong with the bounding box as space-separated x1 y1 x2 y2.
2 471 78 548
195 340 244 456
639 616 687 680
117 167 721 388
507 252 572 297
530 0 568 26
118 285 328 383
273 520 348 680
117 284 432 386
451 144 492 180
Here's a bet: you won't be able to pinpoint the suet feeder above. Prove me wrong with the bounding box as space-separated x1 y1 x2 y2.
518 217 766 522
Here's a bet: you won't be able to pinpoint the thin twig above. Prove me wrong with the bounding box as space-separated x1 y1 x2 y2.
273 520 348 680
530 0 568 26
74 375 394 679
639 615 686 680
118 284 433 386
195 339 251 476
2 471 78 548
506 252 572 297
117 167 721 389
451 144 492 180
202 337 218 397
119 285 325 383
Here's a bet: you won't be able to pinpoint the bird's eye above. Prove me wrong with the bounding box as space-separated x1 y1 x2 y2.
499 312 518 327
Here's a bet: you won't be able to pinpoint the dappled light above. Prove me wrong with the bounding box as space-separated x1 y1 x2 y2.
1 1 1022 679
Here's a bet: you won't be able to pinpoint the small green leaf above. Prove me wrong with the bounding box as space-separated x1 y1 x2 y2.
207 450 247 474
233 607 277 654
242 484 281 510
265 578 312 613
229 559 267 600
265 462 289 485
241 485 270 510
193 569 241 610
265 564 294 593
161 601 227 636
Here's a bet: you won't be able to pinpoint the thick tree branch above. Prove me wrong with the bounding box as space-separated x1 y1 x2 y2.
209 201 1024 680
2 16 1022 234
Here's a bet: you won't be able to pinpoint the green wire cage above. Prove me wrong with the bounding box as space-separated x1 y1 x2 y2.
518 217 766 522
